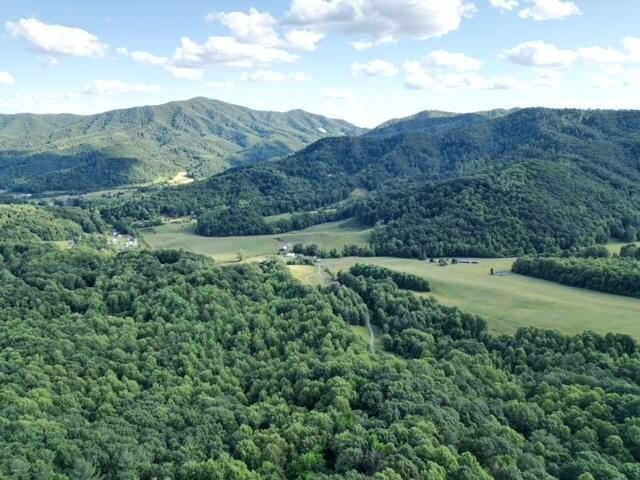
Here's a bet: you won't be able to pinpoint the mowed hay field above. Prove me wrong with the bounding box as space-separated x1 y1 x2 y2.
322 257 640 339
141 219 371 263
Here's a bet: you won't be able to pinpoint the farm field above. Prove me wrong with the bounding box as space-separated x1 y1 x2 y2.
141 219 371 263
322 256 640 339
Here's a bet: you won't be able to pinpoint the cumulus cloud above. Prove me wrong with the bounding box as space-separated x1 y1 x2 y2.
5 18 108 58
351 59 398 77
206 8 324 51
403 60 434 90
404 60 521 90
286 0 475 42
0 71 15 85
285 30 325 51
425 49 482 72
319 88 353 100
122 8 320 80
240 70 312 82
519 0 581 21
81 79 163 95
578 46 627 65
351 36 395 51
208 8 281 47
489 0 519 10
118 48 204 80
577 38 640 65
503 41 576 66
173 36 298 68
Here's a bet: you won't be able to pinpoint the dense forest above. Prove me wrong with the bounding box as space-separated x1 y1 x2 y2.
356 160 640 258
0 204 106 241
3 244 640 478
512 255 640 298
98 108 640 257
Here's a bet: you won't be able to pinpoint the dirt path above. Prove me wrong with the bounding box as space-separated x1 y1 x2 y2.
365 316 375 353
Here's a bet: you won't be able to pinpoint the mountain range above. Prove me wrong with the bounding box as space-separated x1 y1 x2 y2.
102 106 640 257
0 97 362 193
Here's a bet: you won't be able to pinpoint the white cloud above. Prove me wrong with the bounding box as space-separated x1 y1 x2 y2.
240 70 312 82
286 0 475 42
0 71 15 85
404 60 521 90
81 79 164 95
351 35 395 50
208 8 281 47
128 50 167 66
5 18 108 58
519 0 581 21
503 41 576 66
173 36 298 68
206 8 324 52
120 49 205 80
425 49 482 72
578 46 627 65
351 59 398 77
285 29 325 51
319 88 353 100
403 61 434 89
165 66 205 80
489 0 519 10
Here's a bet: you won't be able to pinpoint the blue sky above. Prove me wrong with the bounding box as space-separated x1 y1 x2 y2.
1 0 639 126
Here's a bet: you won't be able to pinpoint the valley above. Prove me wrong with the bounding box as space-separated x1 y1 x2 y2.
141 218 371 262
3 100 640 479
140 215 640 339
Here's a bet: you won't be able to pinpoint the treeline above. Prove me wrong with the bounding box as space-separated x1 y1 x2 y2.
3 245 640 478
292 242 376 258
0 204 106 242
349 263 430 291
196 206 341 237
512 256 640 298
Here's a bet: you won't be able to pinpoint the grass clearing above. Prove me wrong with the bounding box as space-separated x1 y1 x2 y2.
348 324 383 351
607 240 640 254
323 256 640 339
167 171 194 185
287 265 330 286
141 219 371 263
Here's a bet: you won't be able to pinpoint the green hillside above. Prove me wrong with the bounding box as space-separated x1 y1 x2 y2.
0 97 362 193
103 108 640 256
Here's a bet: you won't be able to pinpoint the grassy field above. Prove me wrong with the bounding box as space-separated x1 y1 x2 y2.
322 256 640 339
607 240 640 254
141 219 371 263
287 265 330 286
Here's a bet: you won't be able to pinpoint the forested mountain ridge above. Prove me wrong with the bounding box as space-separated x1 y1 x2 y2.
101 108 640 256
0 97 362 193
